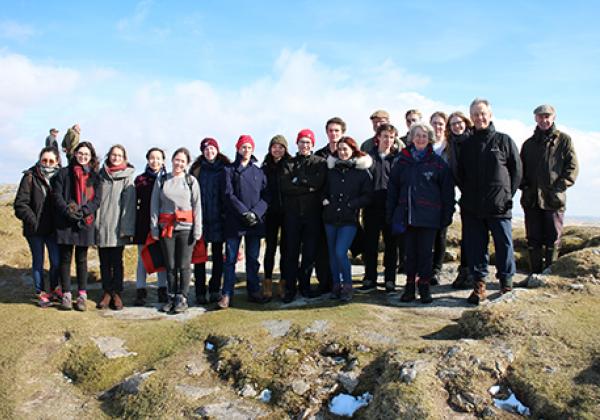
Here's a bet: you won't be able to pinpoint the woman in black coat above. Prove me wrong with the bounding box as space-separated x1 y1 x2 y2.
190 138 230 305
323 136 373 302
261 134 291 299
52 141 102 311
14 146 62 307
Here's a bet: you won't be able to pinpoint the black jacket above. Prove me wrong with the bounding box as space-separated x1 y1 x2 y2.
323 154 373 226
262 155 289 215
280 153 327 217
52 165 102 246
366 149 399 214
457 122 522 218
387 145 455 230
14 165 56 237
520 125 578 212
447 130 471 185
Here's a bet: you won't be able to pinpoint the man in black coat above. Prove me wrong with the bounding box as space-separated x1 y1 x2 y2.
457 98 522 305
280 129 327 303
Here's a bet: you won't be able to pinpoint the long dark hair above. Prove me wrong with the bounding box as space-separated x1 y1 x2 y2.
70 141 99 171
38 146 61 167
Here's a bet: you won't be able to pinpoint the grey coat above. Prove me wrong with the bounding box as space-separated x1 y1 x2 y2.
95 165 136 247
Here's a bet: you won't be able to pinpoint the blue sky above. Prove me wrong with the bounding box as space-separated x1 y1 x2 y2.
1 1 599 216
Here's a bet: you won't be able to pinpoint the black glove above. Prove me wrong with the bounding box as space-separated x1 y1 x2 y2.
242 212 258 227
66 202 83 221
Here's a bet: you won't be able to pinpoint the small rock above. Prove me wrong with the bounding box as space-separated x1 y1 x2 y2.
175 384 218 399
399 360 427 384
450 393 474 413
570 283 584 291
337 371 359 393
543 365 557 374
185 361 206 377
323 343 343 356
481 406 496 418
444 346 460 359
291 380 311 396
99 370 155 400
258 388 272 403
445 249 459 262
284 348 299 358
527 274 546 288
196 401 267 419
356 344 370 353
240 383 257 398
91 336 137 359
262 320 292 338
305 320 329 334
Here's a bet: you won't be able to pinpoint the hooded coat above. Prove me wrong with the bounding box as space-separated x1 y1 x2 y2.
223 155 269 238
95 164 136 247
322 154 373 226
52 165 102 247
14 164 57 237
387 144 455 229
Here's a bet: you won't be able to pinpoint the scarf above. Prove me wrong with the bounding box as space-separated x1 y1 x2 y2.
39 165 58 186
410 145 427 161
106 162 128 174
144 164 165 180
72 164 95 225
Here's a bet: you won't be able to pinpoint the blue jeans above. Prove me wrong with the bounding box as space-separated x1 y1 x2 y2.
324 224 357 286
26 235 60 293
222 235 261 297
136 245 167 289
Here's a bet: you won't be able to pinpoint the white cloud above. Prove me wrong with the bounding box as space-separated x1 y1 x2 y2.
0 20 35 42
1 48 598 218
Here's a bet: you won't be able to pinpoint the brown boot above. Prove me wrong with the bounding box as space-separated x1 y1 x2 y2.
112 292 124 311
96 291 111 310
217 294 230 309
263 278 273 300
277 279 286 299
467 279 486 305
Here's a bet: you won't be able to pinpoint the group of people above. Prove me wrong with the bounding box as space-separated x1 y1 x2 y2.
14 98 578 313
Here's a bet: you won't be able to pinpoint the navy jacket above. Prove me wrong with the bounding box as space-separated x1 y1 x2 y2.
223 155 269 238
387 145 455 230
52 165 102 247
457 122 522 218
192 155 229 242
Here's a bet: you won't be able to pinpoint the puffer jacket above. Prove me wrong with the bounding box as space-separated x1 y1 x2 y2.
457 122 522 218
223 155 269 238
191 155 229 242
95 164 136 247
387 144 455 229
280 153 327 217
323 154 373 226
14 164 57 237
52 165 102 247
520 125 578 212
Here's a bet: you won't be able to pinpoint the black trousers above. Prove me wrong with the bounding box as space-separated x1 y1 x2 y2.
432 227 448 272
263 211 286 280
524 207 564 249
315 220 333 292
194 241 224 295
160 230 194 297
405 226 436 279
59 244 88 292
363 208 398 283
284 213 321 295
99 246 124 292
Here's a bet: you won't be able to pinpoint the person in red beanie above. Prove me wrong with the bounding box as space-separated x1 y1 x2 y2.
280 129 327 303
219 135 269 309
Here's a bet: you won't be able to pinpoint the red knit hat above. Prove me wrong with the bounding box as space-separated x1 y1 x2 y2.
200 137 219 153
236 134 255 150
296 129 316 146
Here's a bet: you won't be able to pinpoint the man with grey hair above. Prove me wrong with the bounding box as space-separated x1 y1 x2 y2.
519 104 578 277
45 128 59 149
457 98 522 305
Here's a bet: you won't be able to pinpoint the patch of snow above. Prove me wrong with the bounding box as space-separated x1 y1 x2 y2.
329 392 372 417
258 388 272 403
488 385 501 395
493 389 531 416
205 341 215 351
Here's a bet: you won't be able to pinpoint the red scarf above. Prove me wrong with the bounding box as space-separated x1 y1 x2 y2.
106 162 128 173
72 165 95 225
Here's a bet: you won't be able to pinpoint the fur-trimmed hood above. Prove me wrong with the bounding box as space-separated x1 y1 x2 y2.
326 153 373 170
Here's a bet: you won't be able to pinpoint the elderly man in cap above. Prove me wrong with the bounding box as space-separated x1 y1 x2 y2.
457 98 522 305
519 104 578 278
45 128 59 149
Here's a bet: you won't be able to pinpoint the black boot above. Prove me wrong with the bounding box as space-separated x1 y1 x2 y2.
418 279 433 304
134 288 147 306
400 276 416 302
451 267 473 289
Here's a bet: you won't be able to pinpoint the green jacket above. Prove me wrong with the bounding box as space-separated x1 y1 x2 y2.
61 128 80 158
520 125 578 211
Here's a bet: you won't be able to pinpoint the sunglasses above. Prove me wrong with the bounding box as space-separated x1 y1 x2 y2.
41 159 57 165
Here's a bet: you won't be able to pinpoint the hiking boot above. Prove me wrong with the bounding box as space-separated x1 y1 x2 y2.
134 288 147 306
400 276 416 302
277 279 286 299
96 291 112 310
248 291 269 304
500 277 513 294
50 287 63 303
161 295 175 313
340 283 353 302
262 278 273 300
467 279 487 305
430 270 441 286
385 280 396 293
74 293 87 311
217 294 230 309
451 267 473 289
208 292 221 303
60 292 73 310
157 287 168 303
282 291 295 304
356 281 376 293
112 292 124 310
38 292 52 308
418 280 433 304
329 283 341 300
174 295 188 313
